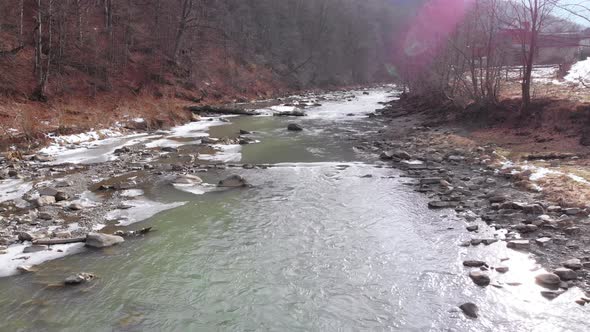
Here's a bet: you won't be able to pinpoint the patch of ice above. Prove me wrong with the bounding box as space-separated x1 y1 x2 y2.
173 183 217 196
199 144 242 163
567 173 590 185
120 189 144 198
104 198 185 226
0 242 85 278
132 118 145 123
0 179 33 203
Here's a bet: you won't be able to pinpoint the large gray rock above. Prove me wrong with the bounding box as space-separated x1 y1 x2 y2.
64 272 95 285
38 187 59 197
469 271 491 286
459 302 479 318
287 124 303 131
463 260 486 268
535 273 561 287
85 233 124 248
218 175 249 188
35 195 56 207
507 240 529 250
563 258 582 270
554 268 577 281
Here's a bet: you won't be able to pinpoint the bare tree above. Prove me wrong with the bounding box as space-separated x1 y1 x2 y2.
508 0 561 116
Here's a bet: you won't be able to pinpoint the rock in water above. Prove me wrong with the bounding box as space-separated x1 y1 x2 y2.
495 266 509 273
463 260 486 268
459 302 479 318
64 272 95 285
469 271 491 286
287 124 303 131
85 233 124 248
535 273 561 288
218 175 249 188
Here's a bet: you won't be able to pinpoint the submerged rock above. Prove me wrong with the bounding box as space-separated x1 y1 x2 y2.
85 233 124 248
287 124 304 131
218 175 250 188
463 260 486 268
459 302 479 318
469 270 491 286
495 266 509 273
64 272 95 285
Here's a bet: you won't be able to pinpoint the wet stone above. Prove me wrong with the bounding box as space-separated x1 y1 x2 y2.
64 272 95 285
459 303 478 318
554 268 577 281
495 266 509 273
463 260 486 268
563 259 582 270
23 245 48 253
469 270 491 287
535 273 561 288
507 240 530 250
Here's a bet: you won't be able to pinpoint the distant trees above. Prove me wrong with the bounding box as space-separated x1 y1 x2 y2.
508 0 561 115
0 0 417 101
395 0 582 115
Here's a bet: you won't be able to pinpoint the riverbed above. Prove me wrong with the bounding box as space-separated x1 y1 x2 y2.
0 88 587 331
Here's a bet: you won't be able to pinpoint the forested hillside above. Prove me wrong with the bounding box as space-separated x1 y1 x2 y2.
0 0 420 103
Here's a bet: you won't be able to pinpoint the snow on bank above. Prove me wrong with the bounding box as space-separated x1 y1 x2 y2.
499 159 590 190
0 179 33 204
105 199 186 227
0 242 86 278
565 57 590 86
199 144 242 163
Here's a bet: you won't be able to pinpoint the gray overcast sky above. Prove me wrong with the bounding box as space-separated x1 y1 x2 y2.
555 0 590 27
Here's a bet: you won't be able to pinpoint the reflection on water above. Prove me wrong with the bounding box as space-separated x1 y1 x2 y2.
0 89 587 331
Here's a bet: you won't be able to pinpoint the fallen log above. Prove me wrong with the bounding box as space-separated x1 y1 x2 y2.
33 237 87 245
186 105 259 116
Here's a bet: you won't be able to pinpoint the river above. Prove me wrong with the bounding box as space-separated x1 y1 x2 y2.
0 88 587 331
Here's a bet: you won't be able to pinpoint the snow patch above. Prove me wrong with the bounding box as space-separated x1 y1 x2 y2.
0 242 85 278
565 57 590 86
104 199 185 226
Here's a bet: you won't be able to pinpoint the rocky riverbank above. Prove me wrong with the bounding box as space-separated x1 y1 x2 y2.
357 95 590 305
0 87 375 280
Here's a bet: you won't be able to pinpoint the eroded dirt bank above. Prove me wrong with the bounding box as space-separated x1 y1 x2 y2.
357 95 590 301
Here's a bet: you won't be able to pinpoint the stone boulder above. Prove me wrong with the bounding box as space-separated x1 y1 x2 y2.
287 124 303 131
469 271 491 286
563 258 582 270
218 175 250 188
535 273 561 287
85 233 124 248
459 302 479 318
554 268 577 281
64 272 95 285
35 195 56 207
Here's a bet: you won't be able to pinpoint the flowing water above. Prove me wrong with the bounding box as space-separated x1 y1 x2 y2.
0 89 587 331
